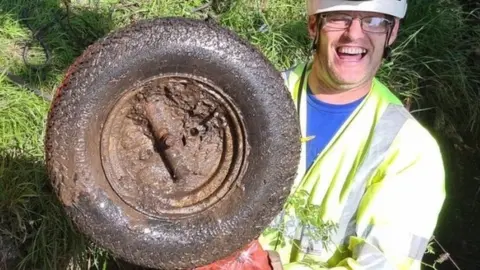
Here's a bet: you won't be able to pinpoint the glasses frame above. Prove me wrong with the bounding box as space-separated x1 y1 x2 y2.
319 13 394 34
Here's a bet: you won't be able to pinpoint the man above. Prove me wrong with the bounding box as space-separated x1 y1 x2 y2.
197 0 446 269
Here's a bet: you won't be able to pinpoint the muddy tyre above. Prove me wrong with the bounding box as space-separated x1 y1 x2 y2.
45 17 301 269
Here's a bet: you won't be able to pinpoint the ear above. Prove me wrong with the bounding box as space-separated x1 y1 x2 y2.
388 18 401 46
307 15 318 40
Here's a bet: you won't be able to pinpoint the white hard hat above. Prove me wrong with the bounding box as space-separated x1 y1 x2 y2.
307 0 408 19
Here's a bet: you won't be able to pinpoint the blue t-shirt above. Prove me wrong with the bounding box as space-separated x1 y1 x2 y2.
305 85 365 169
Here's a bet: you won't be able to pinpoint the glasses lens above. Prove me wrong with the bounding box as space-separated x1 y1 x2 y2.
362 17 390 33
324 14 351 29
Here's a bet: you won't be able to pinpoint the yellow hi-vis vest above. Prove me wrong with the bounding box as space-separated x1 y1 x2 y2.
258 61 446 270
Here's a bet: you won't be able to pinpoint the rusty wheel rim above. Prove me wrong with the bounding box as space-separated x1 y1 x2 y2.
100 74 247 219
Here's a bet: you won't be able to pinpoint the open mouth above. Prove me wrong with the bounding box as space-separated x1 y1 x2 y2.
336 46 368 61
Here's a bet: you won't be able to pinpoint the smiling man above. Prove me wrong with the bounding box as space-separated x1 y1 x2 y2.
195 1 446 270
256 0 446 269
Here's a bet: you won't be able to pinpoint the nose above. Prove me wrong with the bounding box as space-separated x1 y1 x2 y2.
345 18 365 40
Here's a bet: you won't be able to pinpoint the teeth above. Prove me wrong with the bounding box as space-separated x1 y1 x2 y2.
338 47 367 55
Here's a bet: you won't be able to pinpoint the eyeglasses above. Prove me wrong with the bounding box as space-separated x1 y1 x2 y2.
320 13 393 33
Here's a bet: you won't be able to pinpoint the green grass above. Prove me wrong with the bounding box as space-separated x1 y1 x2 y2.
0 0 479 269
377 0 480 143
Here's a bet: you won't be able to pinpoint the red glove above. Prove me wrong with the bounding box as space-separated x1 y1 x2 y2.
194 240 272 270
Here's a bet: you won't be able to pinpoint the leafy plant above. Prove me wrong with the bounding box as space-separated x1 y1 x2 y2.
263 190 339 256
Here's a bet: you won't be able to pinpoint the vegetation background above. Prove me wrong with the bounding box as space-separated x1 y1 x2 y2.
0 0 478 269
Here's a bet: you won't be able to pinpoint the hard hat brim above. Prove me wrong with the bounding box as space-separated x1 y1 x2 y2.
307 0 407 19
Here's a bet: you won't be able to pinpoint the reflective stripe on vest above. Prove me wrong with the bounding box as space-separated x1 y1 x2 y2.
328 104 429 268
293 103 410 256
352 223 430 268
331 103 410 248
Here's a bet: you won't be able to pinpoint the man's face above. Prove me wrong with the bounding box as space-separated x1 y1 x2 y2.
308 11 400 90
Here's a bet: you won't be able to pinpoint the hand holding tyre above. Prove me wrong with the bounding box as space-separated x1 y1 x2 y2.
194 240 280 270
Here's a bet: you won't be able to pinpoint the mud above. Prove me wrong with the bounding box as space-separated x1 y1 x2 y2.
101 76 245 219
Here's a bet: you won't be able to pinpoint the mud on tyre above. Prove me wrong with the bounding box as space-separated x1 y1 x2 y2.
45 17 301 269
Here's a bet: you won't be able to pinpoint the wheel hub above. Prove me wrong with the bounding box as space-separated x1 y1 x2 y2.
101 75 247 219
